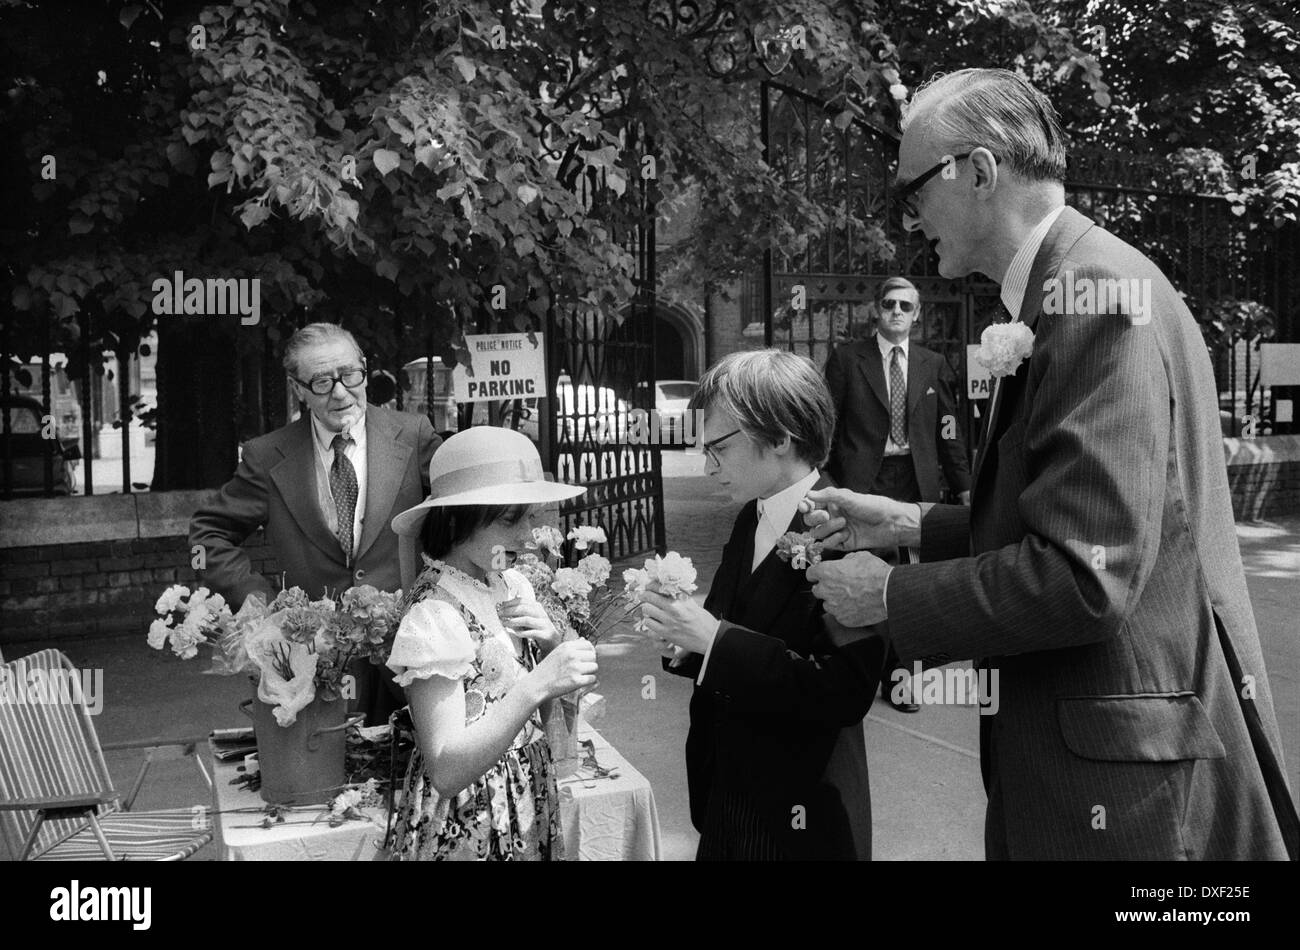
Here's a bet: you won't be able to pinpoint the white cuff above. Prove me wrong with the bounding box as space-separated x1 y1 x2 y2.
695 619 723 686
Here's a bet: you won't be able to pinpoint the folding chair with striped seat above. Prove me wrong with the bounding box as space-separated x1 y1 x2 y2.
0 648 214 860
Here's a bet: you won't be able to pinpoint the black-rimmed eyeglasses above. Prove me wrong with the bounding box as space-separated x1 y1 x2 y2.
294 366 368 396
702 429 743 466
895 152 1002 218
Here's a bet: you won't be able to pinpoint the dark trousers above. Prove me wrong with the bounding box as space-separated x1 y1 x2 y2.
870 456 921 689
696 787 785 861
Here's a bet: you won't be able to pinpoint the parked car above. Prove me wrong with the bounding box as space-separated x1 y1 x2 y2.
0 396 78 496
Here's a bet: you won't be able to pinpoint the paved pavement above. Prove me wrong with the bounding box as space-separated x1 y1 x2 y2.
5 448 1297 861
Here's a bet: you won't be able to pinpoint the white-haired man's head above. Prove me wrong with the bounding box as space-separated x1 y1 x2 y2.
897 69 1068 280
283 323 368 433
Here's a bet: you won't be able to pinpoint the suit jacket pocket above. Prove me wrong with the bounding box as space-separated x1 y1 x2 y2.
1058 694 1227 762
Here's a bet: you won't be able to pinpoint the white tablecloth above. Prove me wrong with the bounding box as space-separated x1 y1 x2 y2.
209 722 660 861
558 722 661 861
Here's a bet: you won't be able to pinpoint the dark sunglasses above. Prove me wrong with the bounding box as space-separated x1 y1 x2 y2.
880 298 916 314
895 153 981 218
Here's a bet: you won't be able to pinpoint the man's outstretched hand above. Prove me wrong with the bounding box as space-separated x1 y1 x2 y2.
807 551 891 627
799 487 922 551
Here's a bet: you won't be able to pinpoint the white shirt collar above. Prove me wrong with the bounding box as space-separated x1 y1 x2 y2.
757 468 820 532
875 333 910 360
999 205 1067 321
311 410 367 455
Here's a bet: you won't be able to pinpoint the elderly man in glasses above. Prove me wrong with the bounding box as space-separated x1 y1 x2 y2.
190 322 440 724
824 276 971 711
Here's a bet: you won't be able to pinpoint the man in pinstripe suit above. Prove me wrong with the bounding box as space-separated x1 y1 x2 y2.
805 69 1297 859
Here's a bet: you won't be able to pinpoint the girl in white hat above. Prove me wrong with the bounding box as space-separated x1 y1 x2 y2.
384 427 597 861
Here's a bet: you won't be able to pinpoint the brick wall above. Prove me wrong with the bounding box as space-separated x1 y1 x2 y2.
0 491 279 646
1224 436 1300 521
705 282 765 363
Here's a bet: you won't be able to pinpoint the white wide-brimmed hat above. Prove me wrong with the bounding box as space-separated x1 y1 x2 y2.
391 426 586 537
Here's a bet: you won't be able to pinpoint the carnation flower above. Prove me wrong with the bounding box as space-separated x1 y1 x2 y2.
513 556 554 593
622 567 651 593
329 777 381 824
170 614 206 659
529 526 566 555
975 322 1035 379
775 531 825 571
154 585 190 616
271 587 311 611
147 618 171 650
551 567 594 601
576 553 612 587
645 552 698 598
280 606 322 644
186 587 211 614
567 525 608 551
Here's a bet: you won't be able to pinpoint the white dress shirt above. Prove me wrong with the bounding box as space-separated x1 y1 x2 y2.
999 205 1066 322
876 333 911 456
752 468 822 572
311 411 368 550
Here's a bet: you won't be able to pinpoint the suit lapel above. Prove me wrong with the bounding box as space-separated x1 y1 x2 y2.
732 472 831 628
269 415 343 564
972 207 1096 492
857 340 890 412
906 345 926 416
354 410 413 562
706 502 756 620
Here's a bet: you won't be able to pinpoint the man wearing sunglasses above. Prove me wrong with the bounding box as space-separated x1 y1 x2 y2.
805 69 1295 860
824 276 971 711
190 322 440 724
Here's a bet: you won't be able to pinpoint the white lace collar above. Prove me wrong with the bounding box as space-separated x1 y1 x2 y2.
422 557 519 648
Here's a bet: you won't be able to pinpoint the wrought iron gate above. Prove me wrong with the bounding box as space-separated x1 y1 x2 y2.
760 79 992 467
542 132 665 563
759 78 1300 457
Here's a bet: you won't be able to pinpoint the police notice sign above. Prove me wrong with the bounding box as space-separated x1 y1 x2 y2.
452 333 547 403
966 344 993 400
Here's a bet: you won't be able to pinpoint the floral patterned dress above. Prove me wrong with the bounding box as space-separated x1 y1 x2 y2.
385 559 563 861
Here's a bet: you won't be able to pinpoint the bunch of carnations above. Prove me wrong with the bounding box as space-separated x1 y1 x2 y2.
509 525 637 645
148 582 403 726
622 552 699 631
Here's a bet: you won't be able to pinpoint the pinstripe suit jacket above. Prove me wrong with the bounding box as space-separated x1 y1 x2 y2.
887 207 1296 860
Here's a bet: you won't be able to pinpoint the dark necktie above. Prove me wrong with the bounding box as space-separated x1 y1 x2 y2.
330 433 358 564
889 346 908 447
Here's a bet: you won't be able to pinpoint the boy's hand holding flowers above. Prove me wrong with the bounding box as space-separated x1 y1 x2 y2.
625 552 715 654
637 590 720 655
